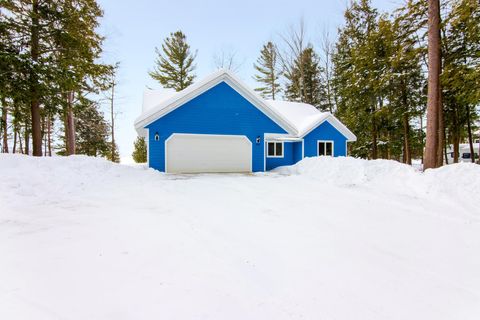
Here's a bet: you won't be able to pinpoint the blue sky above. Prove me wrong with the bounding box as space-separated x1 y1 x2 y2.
97 0 399 161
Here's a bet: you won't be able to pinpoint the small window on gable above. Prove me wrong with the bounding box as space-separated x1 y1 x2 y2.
267 142 283 157
318 141 333 156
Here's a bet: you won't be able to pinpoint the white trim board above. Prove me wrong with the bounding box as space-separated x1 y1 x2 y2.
266 141 284 158
300 115 357 142
317 140 334 157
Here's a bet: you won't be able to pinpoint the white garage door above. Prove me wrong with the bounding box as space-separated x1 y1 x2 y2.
166 134 252 173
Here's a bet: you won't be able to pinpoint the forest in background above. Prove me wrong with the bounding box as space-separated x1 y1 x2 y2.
1 0 479 166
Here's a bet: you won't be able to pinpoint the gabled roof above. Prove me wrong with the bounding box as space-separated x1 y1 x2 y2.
134 69 298 137
265 100 356 141
135 69 356 142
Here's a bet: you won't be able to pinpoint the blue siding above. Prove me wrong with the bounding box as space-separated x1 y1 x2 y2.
293 141 303 163
146 81 287 172
303 121 348 157
265 141 304 170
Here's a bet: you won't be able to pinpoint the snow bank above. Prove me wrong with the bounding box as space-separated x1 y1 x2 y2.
277 156 480 206
1 154 480 320
276 156 419 185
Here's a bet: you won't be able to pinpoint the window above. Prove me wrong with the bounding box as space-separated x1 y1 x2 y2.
267 142 283 157
318 141 333 156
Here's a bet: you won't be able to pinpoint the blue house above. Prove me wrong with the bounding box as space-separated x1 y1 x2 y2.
135 69 356 173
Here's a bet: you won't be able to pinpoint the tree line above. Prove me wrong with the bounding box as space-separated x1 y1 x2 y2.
141 0 479 167
1 1 478 167
0 0 119 161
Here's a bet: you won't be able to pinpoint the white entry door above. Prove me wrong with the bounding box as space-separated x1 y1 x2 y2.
165 134 252 173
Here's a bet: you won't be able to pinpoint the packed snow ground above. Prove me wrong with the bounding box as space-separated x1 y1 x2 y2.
1 154 480 320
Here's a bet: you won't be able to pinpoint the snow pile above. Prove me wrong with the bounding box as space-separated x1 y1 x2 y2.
1 154 480 320
276 156 419 186
277 156 480 203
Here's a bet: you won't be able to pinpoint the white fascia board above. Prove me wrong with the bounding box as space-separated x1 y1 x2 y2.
299 114 357 141
264 133 302 141
134 69 298 136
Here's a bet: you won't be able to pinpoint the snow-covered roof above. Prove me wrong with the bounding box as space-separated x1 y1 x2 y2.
265 100 356 140
142 88 176 113
135 69 298 137
135 69 356 141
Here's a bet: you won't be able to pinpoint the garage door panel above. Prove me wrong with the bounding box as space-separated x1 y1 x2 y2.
166 134 252 173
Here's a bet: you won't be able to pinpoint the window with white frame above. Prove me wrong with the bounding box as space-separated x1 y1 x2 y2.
318 141 333 156
267 142 283 157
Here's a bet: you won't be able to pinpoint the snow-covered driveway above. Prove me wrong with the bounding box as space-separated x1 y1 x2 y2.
1 155 479 319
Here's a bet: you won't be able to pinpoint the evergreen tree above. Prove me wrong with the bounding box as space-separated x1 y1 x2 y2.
285 47 324 108
74 99 109 157
149 31 197 91
3 0 108 156
333 0 382 158
442 0 480 163
105 142 120 163
132 136 147 163
253 42 281 100
385 13 426 164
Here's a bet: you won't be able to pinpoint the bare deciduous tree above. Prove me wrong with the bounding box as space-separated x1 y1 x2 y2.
213 47 244 73
318 28 336 113
278 19 308 101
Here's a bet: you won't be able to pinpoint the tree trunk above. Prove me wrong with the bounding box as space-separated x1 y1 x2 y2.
419 114 424 164
401 82 411 165
424 0 441 170
453 134 459 163
18 130 23 154
24 128 30 155
452 104 459 163
466 106 475 163
403 113 411 165
65 91 76 155
13 129 17 154
110 80 116 162
43 115 47 155
372 117 378 160
436 88 444 167
47 116 52 156
443 129 448 165
1 96 8 153
30 0 42 156
478 133 480 164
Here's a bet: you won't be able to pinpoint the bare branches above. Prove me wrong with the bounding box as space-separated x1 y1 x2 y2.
212 47 244 73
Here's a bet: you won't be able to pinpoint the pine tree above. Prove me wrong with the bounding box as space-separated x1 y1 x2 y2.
442 0 480 163
105 142 120 163
74 98 109 157
3 0 108 156
149 31 196 91
285 47 324 108
253 42 281 100
393 23 425 164
132 136 147 163
333 0 383 159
